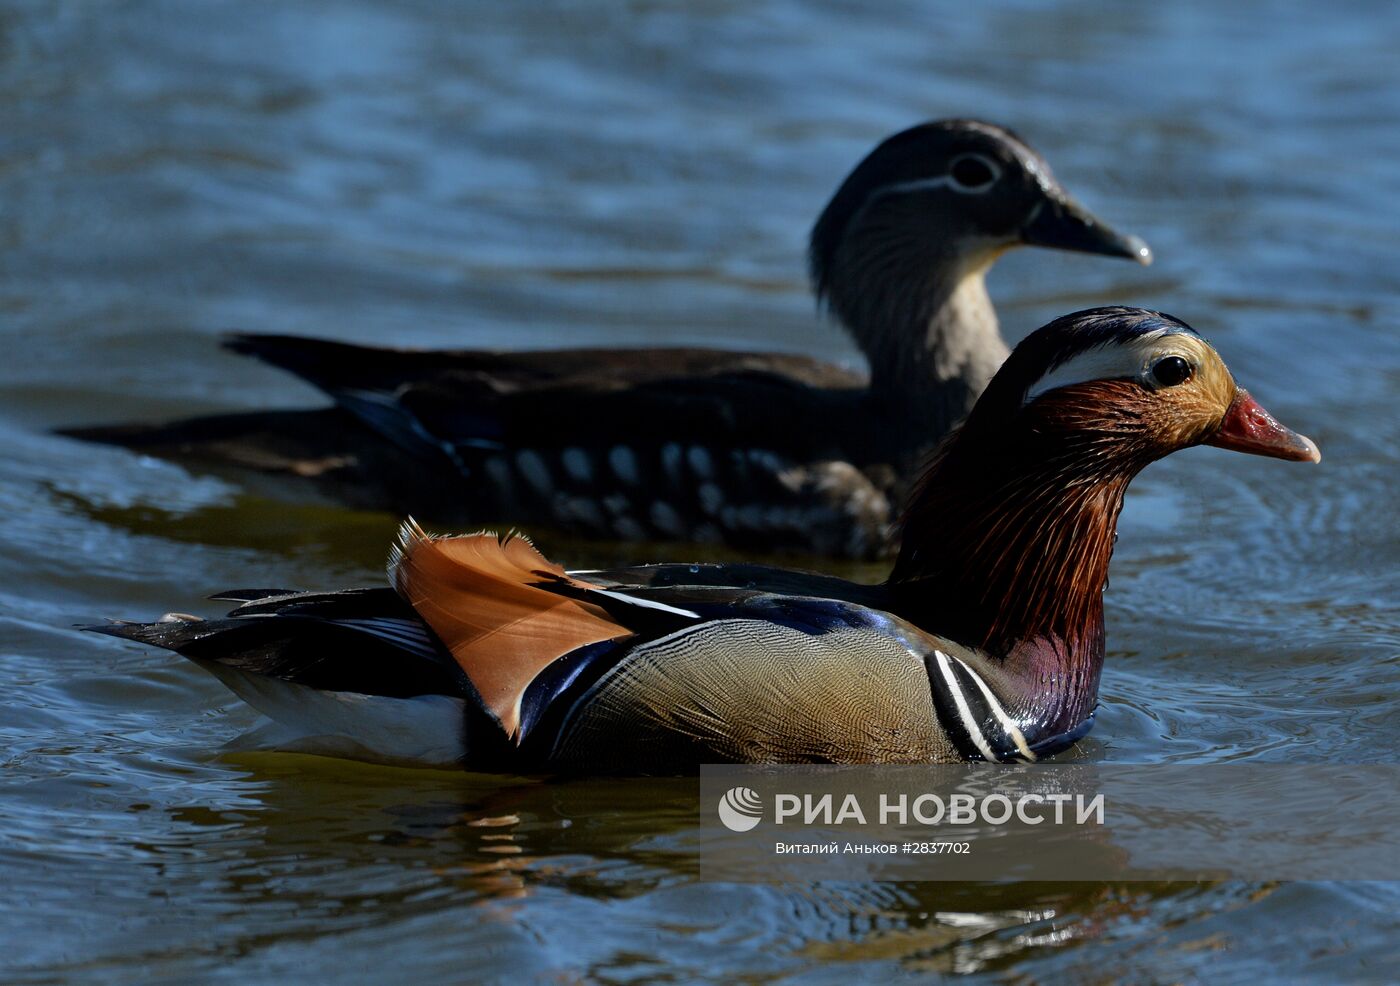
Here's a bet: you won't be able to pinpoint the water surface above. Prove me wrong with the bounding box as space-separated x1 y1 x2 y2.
2 0 1398 981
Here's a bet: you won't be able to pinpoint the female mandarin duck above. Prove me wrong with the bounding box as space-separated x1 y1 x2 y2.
89 309 1318 771
70 121 1149 558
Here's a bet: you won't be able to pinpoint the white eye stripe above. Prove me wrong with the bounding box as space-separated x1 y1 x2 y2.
873 175 956 198
849 157 1005 234
1024 331 1183 403
869 154 1004 204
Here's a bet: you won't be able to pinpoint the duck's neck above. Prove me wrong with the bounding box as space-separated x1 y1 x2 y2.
831 247 1010 429
887 425 1138 733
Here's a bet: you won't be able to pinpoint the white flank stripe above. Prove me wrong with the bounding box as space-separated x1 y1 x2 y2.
586 587 699 619
934 650 998 763
951 655 1036 762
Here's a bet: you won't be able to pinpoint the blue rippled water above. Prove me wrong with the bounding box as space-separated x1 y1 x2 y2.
1 0 1397 980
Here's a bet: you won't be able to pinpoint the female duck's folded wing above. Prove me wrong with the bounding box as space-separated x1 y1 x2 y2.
355 371 897 557
225 334 864 396
61 345 885 555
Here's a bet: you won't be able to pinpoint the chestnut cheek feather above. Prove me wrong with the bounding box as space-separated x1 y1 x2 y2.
1205 389 1322 463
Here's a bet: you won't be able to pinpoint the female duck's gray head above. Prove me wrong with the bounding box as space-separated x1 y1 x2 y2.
810 120 1151 301
806 121 1151 413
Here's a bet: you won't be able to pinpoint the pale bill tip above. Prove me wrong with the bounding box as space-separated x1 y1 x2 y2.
1299 433 1322 464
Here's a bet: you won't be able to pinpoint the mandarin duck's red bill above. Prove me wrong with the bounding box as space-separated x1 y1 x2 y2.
1205 389 1321 463
87 308 1319 773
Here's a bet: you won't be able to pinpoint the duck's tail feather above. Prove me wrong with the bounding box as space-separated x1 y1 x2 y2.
224 334 490 469
83 590 476 765
223 334 392 389
81 588 466 699
56 408 350 457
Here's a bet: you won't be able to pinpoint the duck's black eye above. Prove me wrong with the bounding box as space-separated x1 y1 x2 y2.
948 154 998 193
1150 355 1193 387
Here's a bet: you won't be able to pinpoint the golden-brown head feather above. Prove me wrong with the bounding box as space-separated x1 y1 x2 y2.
890 313 1245 655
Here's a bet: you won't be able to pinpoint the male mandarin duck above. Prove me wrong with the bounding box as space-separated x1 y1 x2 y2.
68 120 1150 558
89 308 1318 771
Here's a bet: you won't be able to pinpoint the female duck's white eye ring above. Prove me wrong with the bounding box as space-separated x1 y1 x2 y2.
947 153 1001 193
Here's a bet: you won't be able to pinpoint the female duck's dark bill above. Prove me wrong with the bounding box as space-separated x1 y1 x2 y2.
1205 389 1321 463
1021 193 1154 265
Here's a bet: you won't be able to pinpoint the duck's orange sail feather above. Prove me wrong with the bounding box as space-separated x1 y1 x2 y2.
389 520 629 736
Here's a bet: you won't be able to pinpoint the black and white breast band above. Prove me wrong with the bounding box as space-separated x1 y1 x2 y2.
925 649 1093 763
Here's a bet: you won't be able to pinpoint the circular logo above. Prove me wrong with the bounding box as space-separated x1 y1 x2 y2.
717 786 764 832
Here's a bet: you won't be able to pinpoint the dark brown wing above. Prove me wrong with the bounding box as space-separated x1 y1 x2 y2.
225 334 866 394
64 338 908 556
383 370 901 557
